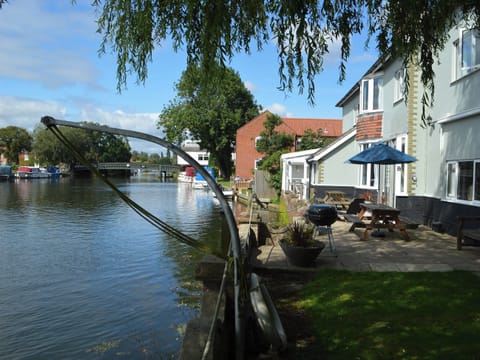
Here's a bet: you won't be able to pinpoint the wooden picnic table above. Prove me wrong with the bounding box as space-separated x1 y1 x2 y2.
322 191 351 210
346 203 410 241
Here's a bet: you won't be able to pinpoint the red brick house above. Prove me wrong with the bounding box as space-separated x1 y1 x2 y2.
235 111 342 179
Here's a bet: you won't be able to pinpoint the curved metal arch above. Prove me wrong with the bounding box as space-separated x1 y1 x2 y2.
40 116 245 359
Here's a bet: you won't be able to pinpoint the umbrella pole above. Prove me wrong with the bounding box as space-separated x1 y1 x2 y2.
372 163 385 237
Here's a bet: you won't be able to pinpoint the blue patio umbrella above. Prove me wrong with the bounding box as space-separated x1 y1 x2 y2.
346 142 417 165
346 142 417 236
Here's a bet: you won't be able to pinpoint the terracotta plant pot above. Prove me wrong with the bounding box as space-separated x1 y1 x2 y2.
278 239 325 267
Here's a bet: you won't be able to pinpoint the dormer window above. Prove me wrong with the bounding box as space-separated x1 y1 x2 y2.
360 76 383 113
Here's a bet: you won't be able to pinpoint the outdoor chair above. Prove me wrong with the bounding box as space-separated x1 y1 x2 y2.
346 198 365 215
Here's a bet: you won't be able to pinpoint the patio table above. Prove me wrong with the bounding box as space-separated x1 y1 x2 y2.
322 191 351 210
352 203 410 241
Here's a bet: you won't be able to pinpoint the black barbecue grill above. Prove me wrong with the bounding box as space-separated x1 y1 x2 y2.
306 204 338 256
307 204 338 226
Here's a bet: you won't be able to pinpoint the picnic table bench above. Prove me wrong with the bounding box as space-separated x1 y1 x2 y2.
399 216 420 229
343 214 366 231
345 203 410 241
457 216 480 250
319 191 351 210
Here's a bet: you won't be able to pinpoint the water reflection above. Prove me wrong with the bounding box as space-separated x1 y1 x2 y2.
0 177 227 359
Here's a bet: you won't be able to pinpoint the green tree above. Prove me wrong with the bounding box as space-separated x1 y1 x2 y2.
95 132 131 162
89 0 480 125
159 64 260 178
256 114 294 194
296 128 332 151
0 126 33 164
33 123 131 164
149 153 161 163
132 151 149 163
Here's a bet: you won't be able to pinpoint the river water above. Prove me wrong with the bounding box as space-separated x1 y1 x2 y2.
0 176 229 359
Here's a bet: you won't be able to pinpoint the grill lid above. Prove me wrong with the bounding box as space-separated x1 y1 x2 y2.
307 204 338 226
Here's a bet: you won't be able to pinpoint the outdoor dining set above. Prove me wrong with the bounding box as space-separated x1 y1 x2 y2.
317 191 416 241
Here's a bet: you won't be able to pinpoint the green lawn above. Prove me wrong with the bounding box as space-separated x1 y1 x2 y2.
300 270 480 359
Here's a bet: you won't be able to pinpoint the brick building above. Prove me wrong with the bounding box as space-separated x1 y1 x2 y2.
235 111 342 179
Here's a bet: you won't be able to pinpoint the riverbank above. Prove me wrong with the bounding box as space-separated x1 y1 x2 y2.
181 199 480 358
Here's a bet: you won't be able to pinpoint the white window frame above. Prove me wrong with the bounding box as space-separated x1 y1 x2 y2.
197 153 209 161
393 68 405 103
446 160 480 202
453 28 480 81
360 76 383 113
358 142 377 188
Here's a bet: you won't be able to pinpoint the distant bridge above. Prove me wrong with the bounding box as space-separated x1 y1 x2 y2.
97 162 179 176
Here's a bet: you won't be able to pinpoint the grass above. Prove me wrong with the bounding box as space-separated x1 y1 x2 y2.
298 270 480 359
216 179 232 189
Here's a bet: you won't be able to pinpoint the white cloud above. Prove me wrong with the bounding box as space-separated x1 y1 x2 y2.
0 96 66 131
0 0 100 89
0 95 165 154
77 108 166 154
244 80 256 92
263 103 294 118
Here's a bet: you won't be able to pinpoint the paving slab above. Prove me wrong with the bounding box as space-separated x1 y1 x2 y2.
252 220 480 273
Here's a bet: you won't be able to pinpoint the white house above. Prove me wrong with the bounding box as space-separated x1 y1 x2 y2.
304 15 480 235
280 148 317 200
177 140 210 167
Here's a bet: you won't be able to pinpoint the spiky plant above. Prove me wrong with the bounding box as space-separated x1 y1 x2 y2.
287 221 314 247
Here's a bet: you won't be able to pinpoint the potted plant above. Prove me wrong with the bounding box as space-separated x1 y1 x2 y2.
278 221 325 267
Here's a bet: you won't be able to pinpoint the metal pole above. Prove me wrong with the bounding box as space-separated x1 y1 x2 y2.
40 116 245 359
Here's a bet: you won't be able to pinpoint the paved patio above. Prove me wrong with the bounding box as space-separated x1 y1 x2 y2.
253 220 480 273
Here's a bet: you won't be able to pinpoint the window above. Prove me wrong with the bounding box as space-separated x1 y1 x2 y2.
360 76 383 112
359 143 376 187
197 153 209 161
255 136 262 150
446 160 480 202
453 28 480 80
394 68 405 103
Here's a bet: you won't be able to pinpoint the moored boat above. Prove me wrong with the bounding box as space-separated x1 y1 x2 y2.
0 165 13 181
16 166 51 179
178 166 196 183
46 165 62 179
212 185 234 200
193 166 215 189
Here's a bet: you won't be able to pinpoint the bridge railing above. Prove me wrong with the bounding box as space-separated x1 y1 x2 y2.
97 162 179 173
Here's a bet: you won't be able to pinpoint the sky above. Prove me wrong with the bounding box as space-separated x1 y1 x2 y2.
0 0 378 154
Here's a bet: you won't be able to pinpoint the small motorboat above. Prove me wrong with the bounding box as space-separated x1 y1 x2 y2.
16 166 51 179
178 166 196 183
193 166 215 190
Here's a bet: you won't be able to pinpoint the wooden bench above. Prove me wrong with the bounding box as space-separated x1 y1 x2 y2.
457 216 480 250
344 214 366 231
399 216 420 229
345 212 411 240
320 191 352 211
